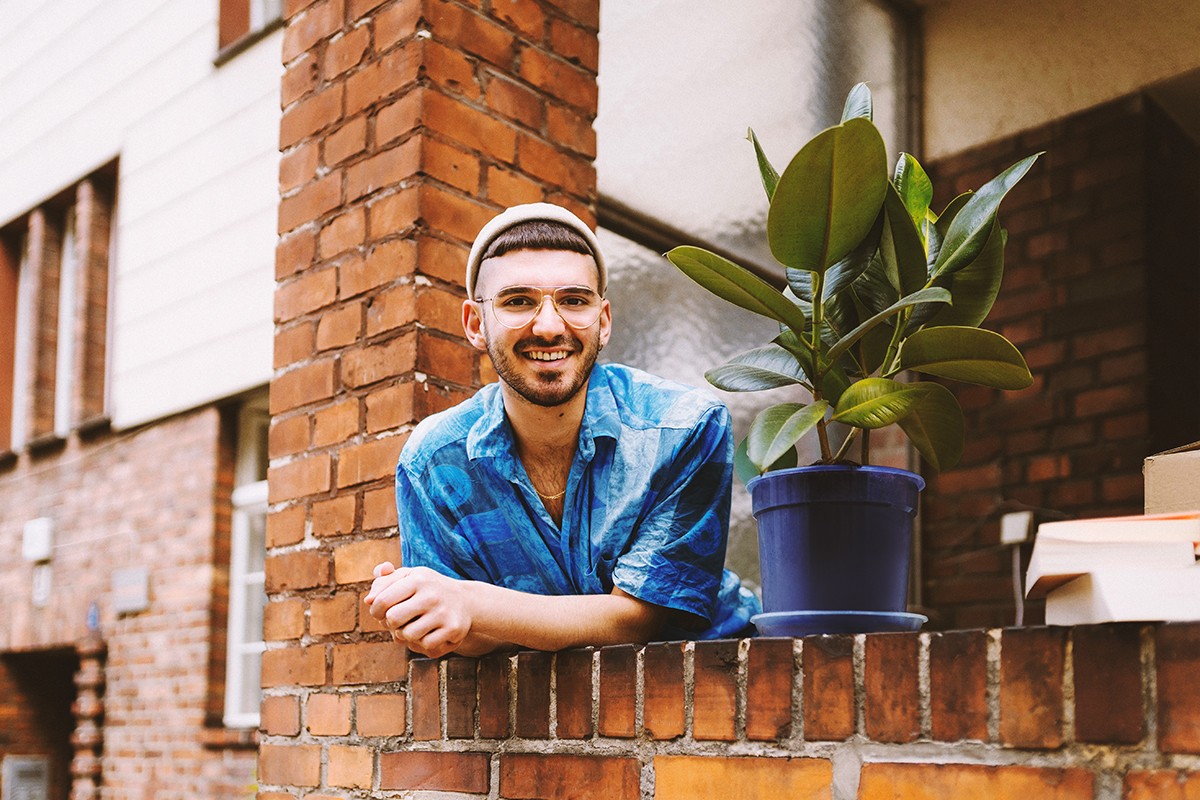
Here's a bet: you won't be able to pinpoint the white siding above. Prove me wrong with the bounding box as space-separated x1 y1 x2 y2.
0 1 281 429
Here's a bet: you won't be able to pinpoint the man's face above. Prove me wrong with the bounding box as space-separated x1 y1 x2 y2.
464 248 611 408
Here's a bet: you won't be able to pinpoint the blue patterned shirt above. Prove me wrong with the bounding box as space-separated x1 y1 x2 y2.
395 363 760 640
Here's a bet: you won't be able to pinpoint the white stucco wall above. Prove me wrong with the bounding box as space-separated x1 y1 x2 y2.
0 1 280 429
922 0 1200 158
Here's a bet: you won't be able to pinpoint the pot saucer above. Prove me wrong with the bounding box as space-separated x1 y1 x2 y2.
750 610 928 637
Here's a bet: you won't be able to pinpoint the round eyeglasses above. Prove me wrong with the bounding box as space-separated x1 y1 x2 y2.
474 285 604 330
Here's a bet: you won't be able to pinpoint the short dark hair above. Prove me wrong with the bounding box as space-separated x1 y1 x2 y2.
480 220 594 262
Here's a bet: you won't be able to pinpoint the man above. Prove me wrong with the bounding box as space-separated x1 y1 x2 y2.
364 202 759 657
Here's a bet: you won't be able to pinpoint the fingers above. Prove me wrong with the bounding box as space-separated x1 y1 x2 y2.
373 561 396 579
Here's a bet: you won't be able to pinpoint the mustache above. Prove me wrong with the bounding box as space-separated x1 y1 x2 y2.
516 336 581 352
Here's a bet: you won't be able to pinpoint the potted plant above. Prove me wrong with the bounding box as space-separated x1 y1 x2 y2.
666 84 1040 635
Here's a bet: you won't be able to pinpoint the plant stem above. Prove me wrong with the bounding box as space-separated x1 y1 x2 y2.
816 418 833 461
861 428 871 464
833 427 861 462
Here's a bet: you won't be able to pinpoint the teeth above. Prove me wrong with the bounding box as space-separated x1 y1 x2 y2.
527 351 567 362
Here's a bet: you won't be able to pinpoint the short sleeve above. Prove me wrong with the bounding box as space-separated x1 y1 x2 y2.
609 404 734 626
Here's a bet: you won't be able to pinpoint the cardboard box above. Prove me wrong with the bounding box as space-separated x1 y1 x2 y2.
1145 441 1200 513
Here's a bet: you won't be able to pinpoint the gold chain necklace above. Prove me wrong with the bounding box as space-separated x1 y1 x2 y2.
532 481 567 501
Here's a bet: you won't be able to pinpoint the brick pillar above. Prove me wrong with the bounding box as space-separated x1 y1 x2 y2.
69 634 105 800
263 0 598 794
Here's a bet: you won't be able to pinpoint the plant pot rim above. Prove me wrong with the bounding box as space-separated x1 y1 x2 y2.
746 463 925 493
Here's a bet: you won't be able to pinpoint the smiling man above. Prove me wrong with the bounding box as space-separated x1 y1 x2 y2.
364 202 760 657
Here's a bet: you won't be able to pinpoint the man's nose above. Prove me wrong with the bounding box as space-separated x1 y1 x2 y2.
529 294 567 333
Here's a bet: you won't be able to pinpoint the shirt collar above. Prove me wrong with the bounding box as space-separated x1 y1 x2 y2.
464 365 623 470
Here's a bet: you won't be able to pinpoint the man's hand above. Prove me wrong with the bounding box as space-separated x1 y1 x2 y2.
364 562 473 658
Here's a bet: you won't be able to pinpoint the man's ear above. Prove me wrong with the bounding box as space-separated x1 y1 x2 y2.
597 298 612 350
462 300 488 351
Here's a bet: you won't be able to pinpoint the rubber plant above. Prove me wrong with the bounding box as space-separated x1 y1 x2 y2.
666 83 1041 481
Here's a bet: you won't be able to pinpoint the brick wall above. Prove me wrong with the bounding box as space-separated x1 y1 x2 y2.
258 622 1200 798
0 409 256 798
920 94 1200 629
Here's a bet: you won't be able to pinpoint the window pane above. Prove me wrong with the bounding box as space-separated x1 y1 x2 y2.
597 0 911 267
245 505 265 574
237 650 262 718
240 580 265 652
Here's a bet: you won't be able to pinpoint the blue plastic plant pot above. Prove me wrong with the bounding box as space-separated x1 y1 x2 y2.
746 465 925 615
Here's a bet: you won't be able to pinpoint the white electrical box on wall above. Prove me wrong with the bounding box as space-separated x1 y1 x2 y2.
21 518 53 562
2 755 50 800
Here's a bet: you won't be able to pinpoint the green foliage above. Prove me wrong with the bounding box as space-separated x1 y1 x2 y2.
665 83 1041 476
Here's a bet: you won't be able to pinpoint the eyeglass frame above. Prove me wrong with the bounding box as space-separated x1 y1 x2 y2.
472 284 607 330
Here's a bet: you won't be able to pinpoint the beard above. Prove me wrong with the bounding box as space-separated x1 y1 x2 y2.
485 329 602 408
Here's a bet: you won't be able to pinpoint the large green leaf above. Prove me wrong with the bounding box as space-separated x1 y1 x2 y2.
881 183 928 296
666 246 808 333
825 286 951 366
897 382 964 471
931 153 1041 279
746 401 829 473
706 345 810 391
767 118 888 274
927 223 1007 328
748 128 779 201
831 378 930 429
841 82 873 122
893 153 933 234
735 437 798 484
926 191 973 270
851 253 897 317
897 326 1033 389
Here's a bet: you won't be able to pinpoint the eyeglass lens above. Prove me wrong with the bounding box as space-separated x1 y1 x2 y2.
486 286 602 329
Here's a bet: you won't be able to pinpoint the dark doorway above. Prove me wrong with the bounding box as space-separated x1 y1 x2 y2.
0 649 80 800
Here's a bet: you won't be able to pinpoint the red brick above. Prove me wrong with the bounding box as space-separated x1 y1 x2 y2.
745 638 793 741
276 228 317 279
499 754 638 800
547 102 596 157
1158 623 1200 754
654 756 832 800
478 651 511 737
282 0 343 62
410 657 441 740
333 537 401 584
332 641 408 684
262 645 327 688
446 656 477 738
312 494 356 537
374 0 421 49
517 131 595 195
310 592 358 635
423 137 481 193
380 751 489 793
693 639 738 741
1072 623 1144 744
274 321 315 368
336 435 406 487
266 549 330 592
517 44 597 112
281 52 320 107
865 632 921 743
999 626 1065 749
363 483 400 529
280 85 345 151
318 207 366 259
347 138 421 201
280 139 319 193
341 333 417 388
929 629 989 742
424 38 481 99
271 360 335 416
306 692 352 735
802 635 855 741
485 74 544 129
1124 770 1200 800
275 266 339 323
515 650 551 738
548 17 598 72
328 744 373 789
324 116 368 166
259 743 321 788
356 692 407 736
424 90 518 164
350 238 417 295
553 647 592 739
324 24 370 78
269 413 310 458
264 597 306 640
598 644 636 738
416 333 477 387
425 1 515 69
642 642 684 740
376 88 424 146
487 165 543 206
367 187 421 240
541 0 598 29
366 383 414 434
261 694 301 735
490 0 544 40
267 505 306 547
365 284 417 336
858 763 1092 799
416 233 469 285
313 397 359 448
346 41 422 114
